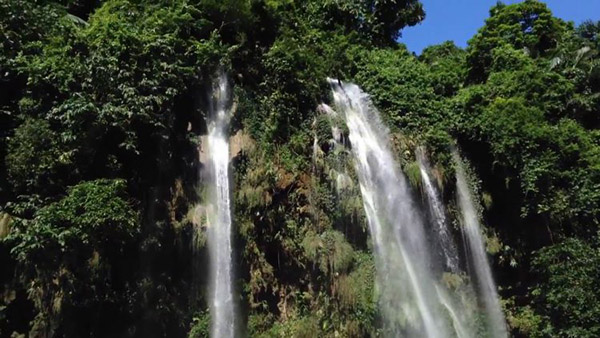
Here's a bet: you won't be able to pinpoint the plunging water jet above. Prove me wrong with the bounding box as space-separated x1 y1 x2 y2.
453 150 507 338
205 72 236 338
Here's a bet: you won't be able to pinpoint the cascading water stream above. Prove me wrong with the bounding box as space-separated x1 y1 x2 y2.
328 79 447 337
206 73 236 338
416 148 460 273
453 151 507 338
416 149 478 338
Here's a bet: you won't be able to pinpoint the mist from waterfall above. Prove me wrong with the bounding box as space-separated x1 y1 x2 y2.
454 151 507 338
206 73 236 337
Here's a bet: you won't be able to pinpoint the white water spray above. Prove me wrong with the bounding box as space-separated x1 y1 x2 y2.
206 73 236 337
454 151 507 338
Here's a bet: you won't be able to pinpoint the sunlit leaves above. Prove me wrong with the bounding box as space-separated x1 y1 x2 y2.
531 237 600 337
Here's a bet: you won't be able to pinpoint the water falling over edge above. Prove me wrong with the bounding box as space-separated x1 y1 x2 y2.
328 78 449 337
453 150 507 338
206 73 236 338
417 148 477 338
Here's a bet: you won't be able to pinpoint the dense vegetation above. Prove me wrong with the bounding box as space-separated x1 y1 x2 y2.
1 0 598 337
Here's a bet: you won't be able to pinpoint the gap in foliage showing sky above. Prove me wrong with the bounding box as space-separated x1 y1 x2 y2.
400 0 600 54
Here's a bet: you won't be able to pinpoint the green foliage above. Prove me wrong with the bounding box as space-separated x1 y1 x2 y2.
336 253 376 322
577 20 600 51
0 0 68 66
506 304 546 338
467 0 569 82
307 0 424 45
8 179 138 263
188 311 210 338
247 312 276 337
453 71 600 234
354 47 442 129
405 160 422 188
10 0 231 183
314 114 333 149
420 41 467 97
256 314 321 338
302 230 354 275
4 179 139 336
246 27 362 147
529 237 600 337
6 119 68 195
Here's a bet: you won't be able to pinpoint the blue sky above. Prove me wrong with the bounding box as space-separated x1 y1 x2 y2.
400 0 600 54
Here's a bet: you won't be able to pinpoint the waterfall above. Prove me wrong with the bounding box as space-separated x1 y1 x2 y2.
453 151 507 338
416 148 460 273
328 79 448 337
206 73 236 337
